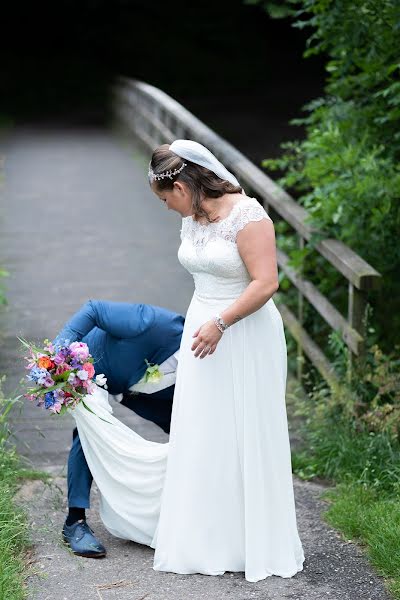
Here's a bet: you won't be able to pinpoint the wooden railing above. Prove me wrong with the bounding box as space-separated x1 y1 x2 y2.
112 76 382 387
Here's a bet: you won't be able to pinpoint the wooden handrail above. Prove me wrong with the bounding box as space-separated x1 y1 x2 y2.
112 76 382 384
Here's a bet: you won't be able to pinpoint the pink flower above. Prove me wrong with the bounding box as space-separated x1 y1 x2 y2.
53 353 65 366
83 380 95 394
64 395 75 407
43 374 55 388
69 342 90 361
54 389 66 403
49 402 62 414
82 362 95 379
44 342 55 353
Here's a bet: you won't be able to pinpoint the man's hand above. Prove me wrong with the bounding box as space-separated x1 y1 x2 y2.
191 320 223 359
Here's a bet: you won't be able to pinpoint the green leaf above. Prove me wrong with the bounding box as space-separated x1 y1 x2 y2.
81 400 113 424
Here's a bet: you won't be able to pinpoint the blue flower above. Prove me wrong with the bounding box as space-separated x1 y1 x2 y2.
27 366 47 382
54 338 71 353
37 370 51 385
44 391 55 409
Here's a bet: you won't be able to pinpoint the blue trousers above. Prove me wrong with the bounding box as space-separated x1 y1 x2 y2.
67 386 174 508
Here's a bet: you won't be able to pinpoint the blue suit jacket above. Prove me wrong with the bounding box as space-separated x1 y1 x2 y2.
53 300 185 395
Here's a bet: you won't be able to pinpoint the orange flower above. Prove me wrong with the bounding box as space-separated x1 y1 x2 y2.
38 356 55 371
83 362 95 379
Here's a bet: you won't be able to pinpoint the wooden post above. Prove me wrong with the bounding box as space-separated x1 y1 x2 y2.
297 235 305 382
347 283 367 381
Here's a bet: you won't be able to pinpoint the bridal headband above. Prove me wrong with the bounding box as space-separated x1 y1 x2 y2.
148 139 241 187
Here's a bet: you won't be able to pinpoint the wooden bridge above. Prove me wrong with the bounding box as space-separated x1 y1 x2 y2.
113 77 382 388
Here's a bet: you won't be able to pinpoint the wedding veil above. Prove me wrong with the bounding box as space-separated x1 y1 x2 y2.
169 139 242 189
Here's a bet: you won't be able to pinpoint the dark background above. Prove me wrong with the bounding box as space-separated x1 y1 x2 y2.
0 0 325 163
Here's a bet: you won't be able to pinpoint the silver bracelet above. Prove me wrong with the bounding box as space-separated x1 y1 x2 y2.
213 314 229 333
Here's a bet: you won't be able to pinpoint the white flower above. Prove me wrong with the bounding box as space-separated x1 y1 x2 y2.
95 374 108 387
77 369 89 381
146 369 163 383
68 372 77 384
144 359 163 383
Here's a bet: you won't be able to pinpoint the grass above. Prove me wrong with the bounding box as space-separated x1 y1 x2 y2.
292 424 400 495
0 440 30 600
0 376 47 600
322 484 400 599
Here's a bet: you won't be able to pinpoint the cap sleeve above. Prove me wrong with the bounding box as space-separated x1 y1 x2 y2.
180 217 190 241
231 198 272 241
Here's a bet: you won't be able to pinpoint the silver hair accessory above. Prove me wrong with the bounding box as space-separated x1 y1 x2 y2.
148 161 187 182
169 139 242 188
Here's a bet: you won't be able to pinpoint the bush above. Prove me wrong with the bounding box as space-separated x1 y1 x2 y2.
292 321 400 495
254 0 400 346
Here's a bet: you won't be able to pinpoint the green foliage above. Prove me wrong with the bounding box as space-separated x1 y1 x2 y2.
292 321 400 494
0 377 31 600
292 349 400 598
244 0 296 18
293 416 400 494
256 0 400 344
264 104 400 282
289 323 400 594
290 322 400 596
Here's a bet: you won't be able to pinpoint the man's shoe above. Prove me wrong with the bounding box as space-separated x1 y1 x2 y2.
62 519 106 558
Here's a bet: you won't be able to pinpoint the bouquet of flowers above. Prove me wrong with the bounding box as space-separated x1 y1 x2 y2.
20 337 108 415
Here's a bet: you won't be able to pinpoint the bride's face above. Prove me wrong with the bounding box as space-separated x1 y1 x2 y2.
151 181 193 217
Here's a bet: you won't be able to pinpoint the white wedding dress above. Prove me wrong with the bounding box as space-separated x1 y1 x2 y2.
72 196 305 582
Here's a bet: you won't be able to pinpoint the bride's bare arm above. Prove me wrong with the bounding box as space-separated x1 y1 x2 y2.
191 219 278 358
221 218 279 326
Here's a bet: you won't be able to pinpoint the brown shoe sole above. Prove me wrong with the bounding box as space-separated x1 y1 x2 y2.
73 551 106 558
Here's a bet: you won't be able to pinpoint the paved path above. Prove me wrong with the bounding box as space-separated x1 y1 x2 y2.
0 126 390 599
0 125 192 458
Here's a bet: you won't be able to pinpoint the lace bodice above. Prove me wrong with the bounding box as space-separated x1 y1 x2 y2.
178 196 272 301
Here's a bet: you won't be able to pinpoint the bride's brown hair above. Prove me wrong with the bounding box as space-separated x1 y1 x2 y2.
149 144 243 223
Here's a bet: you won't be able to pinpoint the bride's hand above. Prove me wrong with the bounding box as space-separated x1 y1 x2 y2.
191 320 223 359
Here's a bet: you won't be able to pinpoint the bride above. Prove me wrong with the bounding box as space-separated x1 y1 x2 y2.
73 139 305 582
